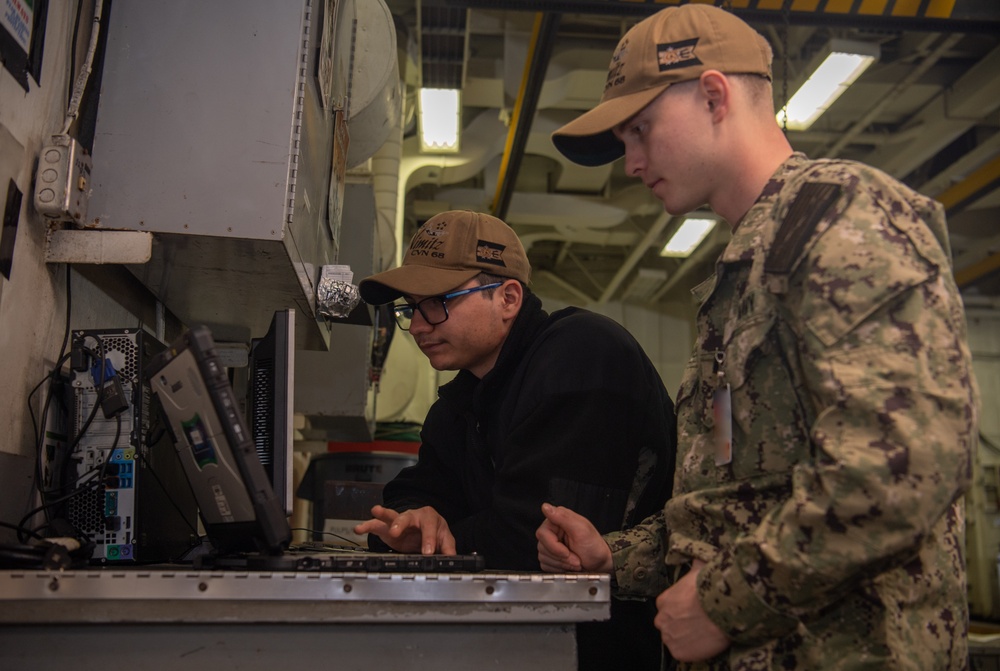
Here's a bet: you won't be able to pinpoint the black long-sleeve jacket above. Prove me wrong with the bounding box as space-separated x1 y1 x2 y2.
377 291 676 570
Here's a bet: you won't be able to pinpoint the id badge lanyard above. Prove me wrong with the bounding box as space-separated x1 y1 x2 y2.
712 350 733 466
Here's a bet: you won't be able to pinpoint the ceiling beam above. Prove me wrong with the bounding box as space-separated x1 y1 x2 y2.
534 269 594 304
917 132 1000 202
448 0 1000 33
954 234 1000 269
821 33 963 159
956 253 1000 290
937 154 1000 214
945 156 1000 291
863 43 1000 181
649 229 727 303
598 212 672 304
566 249 607 295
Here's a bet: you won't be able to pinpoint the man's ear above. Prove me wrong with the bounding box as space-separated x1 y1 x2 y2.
499 280 523 318
700 70 729 122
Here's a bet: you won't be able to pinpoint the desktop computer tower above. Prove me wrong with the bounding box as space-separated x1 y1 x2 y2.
61 328 198 563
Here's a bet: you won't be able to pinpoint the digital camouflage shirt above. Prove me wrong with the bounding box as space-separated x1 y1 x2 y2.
605 153 980 670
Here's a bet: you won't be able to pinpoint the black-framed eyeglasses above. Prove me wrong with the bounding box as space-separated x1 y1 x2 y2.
392 282 503 331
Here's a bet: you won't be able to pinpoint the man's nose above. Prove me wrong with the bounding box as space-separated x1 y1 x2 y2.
623 146 644 179
408 310 433 334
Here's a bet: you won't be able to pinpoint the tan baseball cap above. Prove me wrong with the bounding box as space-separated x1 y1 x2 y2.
359 210 531 305
552 4 772 167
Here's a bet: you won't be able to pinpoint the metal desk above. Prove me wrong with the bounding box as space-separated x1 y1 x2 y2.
0 569 609 670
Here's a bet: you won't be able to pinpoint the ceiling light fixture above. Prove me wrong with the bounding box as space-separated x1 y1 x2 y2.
777 38 880 132
419 88 461 153
660 217 716 258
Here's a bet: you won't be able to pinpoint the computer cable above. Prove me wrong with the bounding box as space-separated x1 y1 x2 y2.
28 266 74 504
0 521 94 569
290 527 365 548
18 412 122 544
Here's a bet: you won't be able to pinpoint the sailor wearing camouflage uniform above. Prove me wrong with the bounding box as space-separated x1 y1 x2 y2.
539 5 980 670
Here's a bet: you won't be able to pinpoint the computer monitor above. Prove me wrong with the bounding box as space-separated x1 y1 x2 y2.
146 324 292 556
247 309 295 516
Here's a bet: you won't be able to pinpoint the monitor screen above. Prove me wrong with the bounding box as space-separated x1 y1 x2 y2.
248 309 295 516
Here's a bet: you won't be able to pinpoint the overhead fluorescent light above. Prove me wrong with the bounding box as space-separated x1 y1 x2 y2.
660 217 716 258
419 88 461 153
777 39 880 132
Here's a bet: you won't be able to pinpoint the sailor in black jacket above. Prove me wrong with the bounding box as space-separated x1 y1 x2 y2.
356 210 676 671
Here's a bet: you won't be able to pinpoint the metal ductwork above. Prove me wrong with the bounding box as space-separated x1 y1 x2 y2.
345 0 403 168
419 1 469 89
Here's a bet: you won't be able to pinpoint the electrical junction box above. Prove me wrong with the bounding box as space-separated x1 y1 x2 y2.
34 135 92 224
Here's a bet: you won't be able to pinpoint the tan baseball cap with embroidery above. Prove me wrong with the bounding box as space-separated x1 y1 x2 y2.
552 4 772 167
359 210 531 305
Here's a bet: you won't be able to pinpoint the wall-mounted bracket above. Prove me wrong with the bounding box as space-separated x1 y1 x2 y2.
45 228 152 264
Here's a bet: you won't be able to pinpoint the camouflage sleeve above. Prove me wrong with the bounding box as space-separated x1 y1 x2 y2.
697 168 979 643
604 508 671 598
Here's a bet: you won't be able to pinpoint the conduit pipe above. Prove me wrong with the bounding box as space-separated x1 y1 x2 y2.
491 12 561 220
